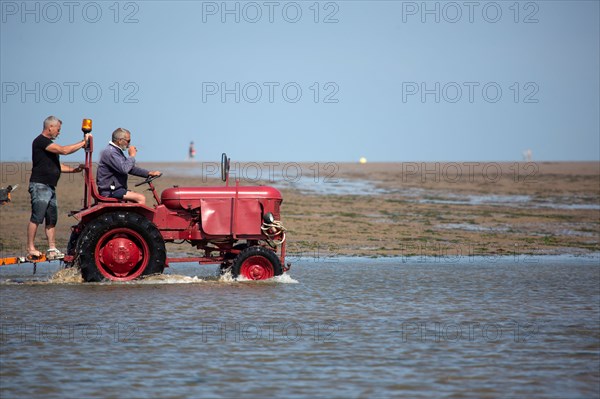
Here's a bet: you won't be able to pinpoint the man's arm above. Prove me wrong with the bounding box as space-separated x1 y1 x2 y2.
103 146 137 175
129 165 151 178
61 163 84 173
46 134 92 155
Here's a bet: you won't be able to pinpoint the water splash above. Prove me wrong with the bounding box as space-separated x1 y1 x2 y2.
2 267 297 285
48 267 83 284
136 274 204 284
272 273 299 284
224 272 299 284
218 270 236 282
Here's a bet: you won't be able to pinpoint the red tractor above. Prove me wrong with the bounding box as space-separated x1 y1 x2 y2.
63 120 288 282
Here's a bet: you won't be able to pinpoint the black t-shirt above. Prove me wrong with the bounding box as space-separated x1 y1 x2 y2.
30 134 61 186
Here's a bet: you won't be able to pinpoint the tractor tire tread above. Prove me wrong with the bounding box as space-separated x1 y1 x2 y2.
231 245 282 280
76 211 166 282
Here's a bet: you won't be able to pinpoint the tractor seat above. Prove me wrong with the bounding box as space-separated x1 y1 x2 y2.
91 180 121 203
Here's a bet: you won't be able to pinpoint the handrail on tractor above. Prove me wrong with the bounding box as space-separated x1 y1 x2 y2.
81 123 120 209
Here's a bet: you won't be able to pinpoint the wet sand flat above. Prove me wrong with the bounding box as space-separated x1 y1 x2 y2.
1 161 598 258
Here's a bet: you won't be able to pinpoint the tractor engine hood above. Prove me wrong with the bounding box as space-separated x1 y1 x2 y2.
161 186 283 210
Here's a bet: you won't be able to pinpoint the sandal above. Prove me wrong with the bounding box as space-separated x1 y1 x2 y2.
26 250 43 261
46 248 65 260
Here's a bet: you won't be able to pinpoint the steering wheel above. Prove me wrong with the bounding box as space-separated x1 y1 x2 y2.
135 173 162 187
221 153 230 182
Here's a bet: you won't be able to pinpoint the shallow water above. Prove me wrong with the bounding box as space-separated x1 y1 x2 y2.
414 191 600 210
1 256 599 398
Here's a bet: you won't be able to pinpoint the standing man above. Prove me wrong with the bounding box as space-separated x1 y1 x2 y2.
96 128 161 205
28 116 91 259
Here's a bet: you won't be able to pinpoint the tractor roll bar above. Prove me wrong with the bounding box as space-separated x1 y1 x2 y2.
83 119 94 209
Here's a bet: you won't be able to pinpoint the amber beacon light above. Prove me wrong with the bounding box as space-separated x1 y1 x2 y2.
82 118 92 133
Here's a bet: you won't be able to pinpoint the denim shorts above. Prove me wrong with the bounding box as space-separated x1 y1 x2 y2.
29 182 58 225
109 187 128 199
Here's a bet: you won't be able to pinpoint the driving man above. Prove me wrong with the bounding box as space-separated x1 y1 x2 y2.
96 128 161 205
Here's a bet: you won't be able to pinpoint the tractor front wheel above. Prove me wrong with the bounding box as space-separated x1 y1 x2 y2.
231 246 282 280
76 212 166 282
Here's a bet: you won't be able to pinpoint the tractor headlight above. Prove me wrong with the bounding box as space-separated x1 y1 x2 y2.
263 212 275 224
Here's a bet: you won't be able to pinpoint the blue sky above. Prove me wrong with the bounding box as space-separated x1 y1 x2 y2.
1 0 599 162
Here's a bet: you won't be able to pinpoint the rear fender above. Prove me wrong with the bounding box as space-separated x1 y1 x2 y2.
72 203 156 225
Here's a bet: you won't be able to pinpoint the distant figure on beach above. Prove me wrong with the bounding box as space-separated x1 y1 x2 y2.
522 149 533 162
189 141 196 161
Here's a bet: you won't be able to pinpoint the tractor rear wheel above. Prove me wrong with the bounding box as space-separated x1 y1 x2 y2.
231 246 282 280
64 230 80 268
76 212 166 282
